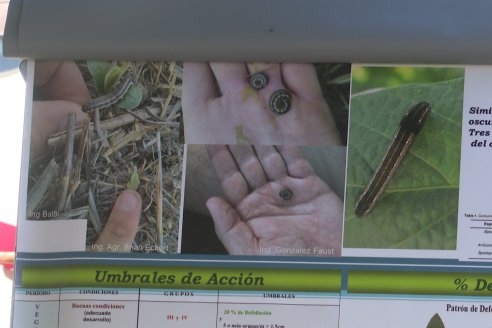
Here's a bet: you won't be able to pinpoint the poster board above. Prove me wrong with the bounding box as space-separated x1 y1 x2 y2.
5 1 492 327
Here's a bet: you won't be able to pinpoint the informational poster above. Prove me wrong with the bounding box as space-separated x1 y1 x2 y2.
11 60 492 327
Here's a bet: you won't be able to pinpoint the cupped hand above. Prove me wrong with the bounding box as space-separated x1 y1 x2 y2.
183 63 342 146
206 144 343 256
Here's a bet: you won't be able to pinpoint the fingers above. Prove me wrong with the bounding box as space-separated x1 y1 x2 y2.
34 61 90 105
206 197 257 255
183 62 251 105
0 252 14 280
30 101 89 159
3 267 13 280
0 252 14 266
183 62 217 104
230 145 312 181
254 146 288 180
247 63 274 74
276 146 315 178
95 190 142 252
207 145 311 199
206 145 249 206
228 145 268 189
281 64 323 99
210 63 249 95
186 62 290 101
247 63 284 92
206 144 300 205
33 61 62 85
247 63 320 100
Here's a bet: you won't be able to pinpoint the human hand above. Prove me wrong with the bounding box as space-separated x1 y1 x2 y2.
2 189 140 277
183 63 342 145
93 190 142 252
0 252 14 280
206 145 343 256
30 61 141 251
30 60 90 159
0 196 143 275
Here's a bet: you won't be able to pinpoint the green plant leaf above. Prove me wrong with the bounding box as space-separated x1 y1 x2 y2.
87 61 112 93
343 77 464 249
117 85 142 110
328 73 351 85
427 313 445 328
126 169 140 191
104 66 123 93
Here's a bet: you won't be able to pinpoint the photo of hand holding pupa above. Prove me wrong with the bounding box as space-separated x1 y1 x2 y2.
183 144 344 257
182 63 346 145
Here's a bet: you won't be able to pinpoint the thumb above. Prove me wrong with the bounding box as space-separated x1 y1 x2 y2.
0 252 14 280
95 190 141 252
206 197 257 255
3 267 13 280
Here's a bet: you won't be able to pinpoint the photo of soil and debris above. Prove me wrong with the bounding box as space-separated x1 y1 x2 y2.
26 61 183 253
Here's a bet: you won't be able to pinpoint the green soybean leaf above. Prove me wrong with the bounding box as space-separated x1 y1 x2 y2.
344 77 464 250
126 169 140 191
427 313 445 328
87 61 112 93
104 66 123 93
117 85 142 110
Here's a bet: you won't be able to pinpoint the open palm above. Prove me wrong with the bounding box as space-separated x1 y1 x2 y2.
184 63 342 145
206 145 343 256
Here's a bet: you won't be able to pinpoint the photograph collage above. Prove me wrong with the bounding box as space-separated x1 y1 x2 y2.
22 60 464 259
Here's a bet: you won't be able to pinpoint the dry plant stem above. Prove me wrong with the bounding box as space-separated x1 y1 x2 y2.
74 120 91 181
47 107 177 147
155 62 164 85
57 113 76 212
27 159 59 216
64 120 91 211
56 61 183 252
156 130 163 247
168 102 182 121
159 65 177 120
118 107 171 125
144 107 167 123
85 126 92 176
88 187 102 234
93 107 110 148
103 129 145 158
